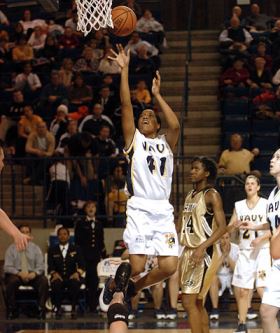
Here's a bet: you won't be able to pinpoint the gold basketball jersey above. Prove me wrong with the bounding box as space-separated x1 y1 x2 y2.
180 188 217 248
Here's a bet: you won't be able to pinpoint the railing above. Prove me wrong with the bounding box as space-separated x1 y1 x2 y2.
187 0 194 62
0 155 192 228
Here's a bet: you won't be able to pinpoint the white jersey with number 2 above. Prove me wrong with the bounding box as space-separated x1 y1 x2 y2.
235 197 267 250
124 129 173 200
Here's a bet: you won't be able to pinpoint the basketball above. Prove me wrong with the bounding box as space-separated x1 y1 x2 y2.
111 6 137 37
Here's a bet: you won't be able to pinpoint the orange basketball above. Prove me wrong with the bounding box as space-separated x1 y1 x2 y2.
111 6 137 37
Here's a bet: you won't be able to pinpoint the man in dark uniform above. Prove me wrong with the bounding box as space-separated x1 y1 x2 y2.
75 201 107 312
48 227 85 319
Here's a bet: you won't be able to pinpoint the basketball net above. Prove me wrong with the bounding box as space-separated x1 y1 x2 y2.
76 0 113 36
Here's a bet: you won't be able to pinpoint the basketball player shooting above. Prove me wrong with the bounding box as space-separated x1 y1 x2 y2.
99 44 180 311
0 141 30 250
178 157 227 333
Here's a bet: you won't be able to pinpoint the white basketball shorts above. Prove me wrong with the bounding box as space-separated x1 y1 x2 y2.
255 247 271 288
123 196 178 256
262 260 280 308
232 249 257 289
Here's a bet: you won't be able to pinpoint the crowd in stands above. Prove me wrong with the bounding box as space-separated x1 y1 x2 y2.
0 0 167 227
218 3 280 181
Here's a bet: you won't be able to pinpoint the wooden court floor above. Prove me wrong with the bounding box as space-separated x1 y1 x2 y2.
16 329 262 333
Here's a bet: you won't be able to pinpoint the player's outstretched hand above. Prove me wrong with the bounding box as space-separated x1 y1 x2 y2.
13 232 31 251
108 44 130 69
152 70 161 96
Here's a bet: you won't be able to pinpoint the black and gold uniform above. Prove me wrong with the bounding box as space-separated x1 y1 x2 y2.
179 188 220 299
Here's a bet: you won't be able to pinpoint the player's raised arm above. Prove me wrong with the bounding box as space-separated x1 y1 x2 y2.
152 71 180 151
109 44 135 149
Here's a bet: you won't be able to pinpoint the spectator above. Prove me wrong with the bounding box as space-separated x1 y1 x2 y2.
28 26 46 52
75 201 107 312
135 79 152 104
59 58 74 88
68 73 93 108
48 226 85 319
67 140 104 210
95 85 119 118
0 36 12 72
93 29 110 50
219 16 253 53
47 151 71 226
10 22 24 43
220 58 250 96
125 31 159 57
4 224 49 320
122 0 142 18
56 119 78 153
41 35 59 63
19 9 47 35
106 182 128 227
224 6 246 28
247 57 273 91
250 42 273 71
78 103 114 137
14 62 42 99
91 124 117 179
73 46 101 73
218 133 260 176
17 105 43 157
25 121 55 184
39 70 69 119
209 232 239 320
12 36 34 63
0 90 25 142
49 104 69 145
130 42 158 74
136 9 166 48
18 105 43 139
47 20 64 39
58 27 80 50
65 11 79 33
98 46 121 75
245 3 272 33
101 73 118 97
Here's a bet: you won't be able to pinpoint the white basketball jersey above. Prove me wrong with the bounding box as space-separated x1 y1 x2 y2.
267 186 280 232
235 197 267 250
124 129 173 200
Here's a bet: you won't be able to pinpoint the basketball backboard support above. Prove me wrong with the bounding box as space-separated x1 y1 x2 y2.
37 0 59 12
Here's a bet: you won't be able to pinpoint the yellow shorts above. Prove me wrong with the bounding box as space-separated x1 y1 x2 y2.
179 245 220 300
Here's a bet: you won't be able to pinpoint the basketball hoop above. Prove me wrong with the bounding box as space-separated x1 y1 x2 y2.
76 0 114 36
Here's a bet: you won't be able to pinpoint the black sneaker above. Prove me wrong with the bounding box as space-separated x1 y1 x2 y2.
234 323 247 333
99 262 132 312
115 262 132 293
124 279 137 303
99 276 115 312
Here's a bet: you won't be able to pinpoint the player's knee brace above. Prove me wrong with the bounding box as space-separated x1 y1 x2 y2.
107 303 128 326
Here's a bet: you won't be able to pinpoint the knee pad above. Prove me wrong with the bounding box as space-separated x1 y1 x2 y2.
107 303 128 326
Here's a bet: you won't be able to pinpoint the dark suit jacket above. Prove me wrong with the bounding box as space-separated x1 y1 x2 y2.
48 243 85 280
75 218 107 262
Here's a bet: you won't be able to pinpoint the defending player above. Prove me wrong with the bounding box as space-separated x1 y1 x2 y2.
270 225 280 260
99 44 180 310
178 157 227 333
0 141 30 250
228 175 271 333
259 149 280 333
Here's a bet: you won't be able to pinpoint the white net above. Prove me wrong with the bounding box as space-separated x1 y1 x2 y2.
76 0 114 36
